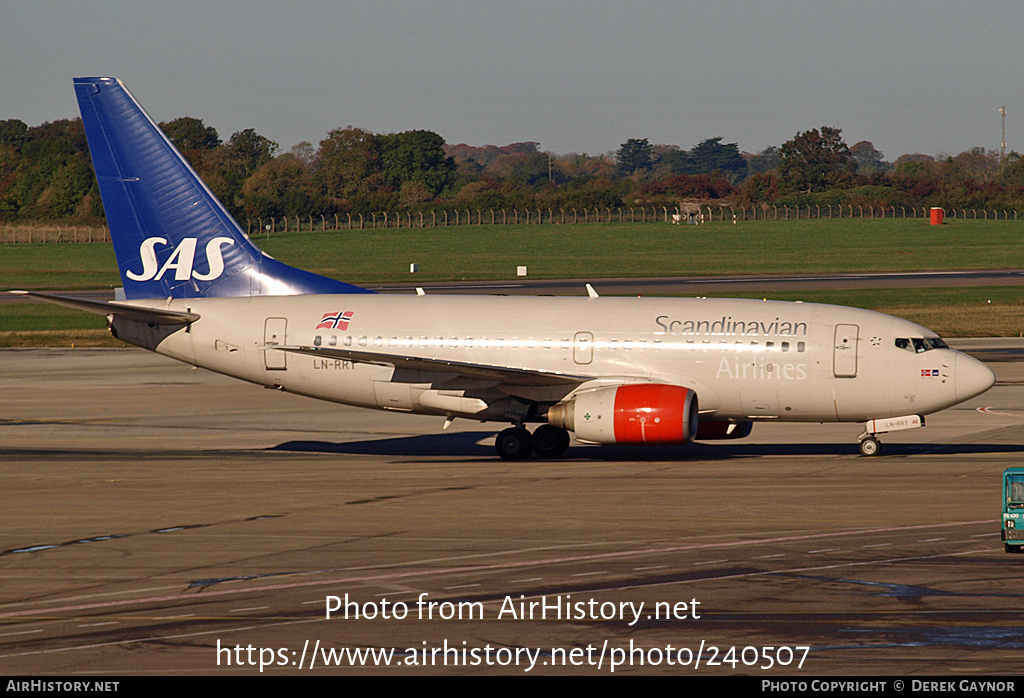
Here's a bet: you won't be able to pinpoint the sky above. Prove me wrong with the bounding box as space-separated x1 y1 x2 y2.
3 1 1023 162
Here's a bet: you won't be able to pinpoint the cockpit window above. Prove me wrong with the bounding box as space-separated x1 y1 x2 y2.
896 337 949 353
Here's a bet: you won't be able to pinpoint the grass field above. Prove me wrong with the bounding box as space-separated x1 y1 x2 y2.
3 218 1024 289
2 218 1023 345
204 218 1024 283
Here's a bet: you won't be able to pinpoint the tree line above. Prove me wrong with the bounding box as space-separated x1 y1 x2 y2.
2 114 1024 226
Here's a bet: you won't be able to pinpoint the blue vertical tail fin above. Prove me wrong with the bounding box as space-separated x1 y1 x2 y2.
74 77 370 299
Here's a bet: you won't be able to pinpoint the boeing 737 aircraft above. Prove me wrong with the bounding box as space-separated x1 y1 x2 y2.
16 77 996 459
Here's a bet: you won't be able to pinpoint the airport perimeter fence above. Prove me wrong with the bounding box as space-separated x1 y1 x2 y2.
0 224 111 244
1 204 1020 243
242 204 1022 234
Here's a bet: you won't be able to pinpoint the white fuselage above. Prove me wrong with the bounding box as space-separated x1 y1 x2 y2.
112 294 992 425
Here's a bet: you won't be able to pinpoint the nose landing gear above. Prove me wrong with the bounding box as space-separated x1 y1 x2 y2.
856 415 924 456
858 436 882 457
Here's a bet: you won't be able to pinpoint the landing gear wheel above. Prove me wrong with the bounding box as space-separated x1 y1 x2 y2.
532 424 570 458
495 427 534 461
859 436 881 457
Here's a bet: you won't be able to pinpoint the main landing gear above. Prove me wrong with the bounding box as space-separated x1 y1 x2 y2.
495 424 571 461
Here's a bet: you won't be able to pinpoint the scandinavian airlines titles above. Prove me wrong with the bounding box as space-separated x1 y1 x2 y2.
655 315 809 337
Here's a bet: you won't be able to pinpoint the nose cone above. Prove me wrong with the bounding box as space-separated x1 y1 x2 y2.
956 352 996 402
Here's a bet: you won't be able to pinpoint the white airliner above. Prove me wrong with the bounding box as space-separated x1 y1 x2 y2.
15 77 996 459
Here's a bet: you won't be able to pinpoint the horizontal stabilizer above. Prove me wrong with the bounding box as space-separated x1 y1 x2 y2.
9 291 200 325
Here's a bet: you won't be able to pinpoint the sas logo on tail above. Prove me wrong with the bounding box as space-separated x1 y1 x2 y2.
127 236 235 282
316 311 354 330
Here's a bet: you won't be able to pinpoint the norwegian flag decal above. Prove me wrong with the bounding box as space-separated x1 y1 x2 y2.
921 368 939 377
315 311 354 330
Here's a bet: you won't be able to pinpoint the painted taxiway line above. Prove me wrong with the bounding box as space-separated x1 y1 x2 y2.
0 519 995 622
0 546 996 663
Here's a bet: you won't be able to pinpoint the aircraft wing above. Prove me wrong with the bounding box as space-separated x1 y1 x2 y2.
274 344 589 386
9 291 200 325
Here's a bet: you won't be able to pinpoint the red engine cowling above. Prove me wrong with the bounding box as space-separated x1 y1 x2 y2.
694 419 753 440
548 383 698 445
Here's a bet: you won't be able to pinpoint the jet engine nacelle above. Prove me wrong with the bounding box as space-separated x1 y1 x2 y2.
548 383 698 445
694 419 753 440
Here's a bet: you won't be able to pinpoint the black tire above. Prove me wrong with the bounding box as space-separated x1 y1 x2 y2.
859 437 881 457
533 424 570 458
495 427 533 461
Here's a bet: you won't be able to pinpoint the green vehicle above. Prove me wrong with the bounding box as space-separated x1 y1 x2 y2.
1002 468 1024 553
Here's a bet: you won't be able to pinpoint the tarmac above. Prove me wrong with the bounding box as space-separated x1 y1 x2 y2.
1 346 1023 675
